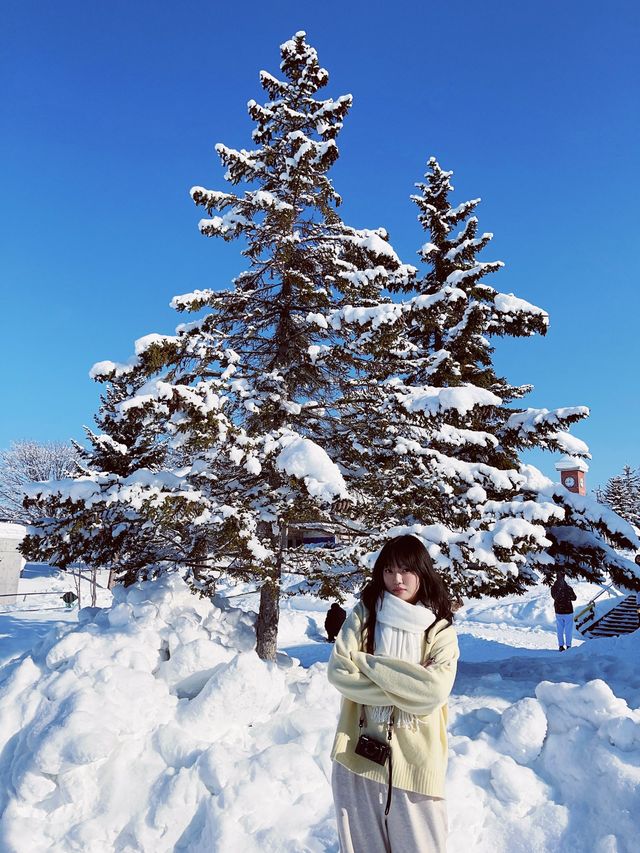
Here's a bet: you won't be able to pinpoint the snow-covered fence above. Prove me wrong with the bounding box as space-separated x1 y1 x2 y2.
0 522 26 605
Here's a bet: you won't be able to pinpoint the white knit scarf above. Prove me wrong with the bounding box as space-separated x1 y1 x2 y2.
367 592 436 730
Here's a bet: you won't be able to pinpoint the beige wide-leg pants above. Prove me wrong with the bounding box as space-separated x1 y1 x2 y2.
331 760 448 853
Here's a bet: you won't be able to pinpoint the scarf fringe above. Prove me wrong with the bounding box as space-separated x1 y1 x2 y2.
368 704 424 731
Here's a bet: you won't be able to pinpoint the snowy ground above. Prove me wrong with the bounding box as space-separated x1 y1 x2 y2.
0 568 638 852
0 564 113 667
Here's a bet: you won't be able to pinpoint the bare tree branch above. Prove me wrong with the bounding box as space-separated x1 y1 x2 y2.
0 440 80 524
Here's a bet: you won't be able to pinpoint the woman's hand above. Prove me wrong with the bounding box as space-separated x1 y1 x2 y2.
348 626 459 717
327 605 400 706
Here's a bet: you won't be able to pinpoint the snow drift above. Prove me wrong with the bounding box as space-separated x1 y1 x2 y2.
0 576 639 852
0 577 337 852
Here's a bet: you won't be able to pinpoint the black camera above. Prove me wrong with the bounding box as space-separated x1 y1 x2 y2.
355 734 391 767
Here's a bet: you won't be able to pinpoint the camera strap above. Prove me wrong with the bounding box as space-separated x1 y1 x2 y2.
359 706 394 817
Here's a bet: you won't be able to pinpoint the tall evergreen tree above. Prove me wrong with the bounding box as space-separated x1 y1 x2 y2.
597 465 640 529
325 157 640 595
25 32 412 660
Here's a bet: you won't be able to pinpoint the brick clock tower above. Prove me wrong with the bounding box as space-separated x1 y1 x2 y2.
554 455 588 495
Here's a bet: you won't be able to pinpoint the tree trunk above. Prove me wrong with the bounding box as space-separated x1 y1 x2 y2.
255 524 286 661
255 574 280 661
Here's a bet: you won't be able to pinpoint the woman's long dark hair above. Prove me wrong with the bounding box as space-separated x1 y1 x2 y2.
360 535 453 653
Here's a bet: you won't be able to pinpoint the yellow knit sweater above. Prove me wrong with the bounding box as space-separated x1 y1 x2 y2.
327 601 459 798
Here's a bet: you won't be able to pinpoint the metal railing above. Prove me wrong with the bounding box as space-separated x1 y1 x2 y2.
0 590 77 614
0 591 67 599
574 582 620 634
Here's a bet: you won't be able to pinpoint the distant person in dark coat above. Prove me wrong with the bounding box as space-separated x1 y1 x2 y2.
325 602 347 643
551 570 577 650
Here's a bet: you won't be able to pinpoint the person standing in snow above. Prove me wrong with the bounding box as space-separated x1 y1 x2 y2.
326 602 347 642
327 535 458 852
551 570 577 650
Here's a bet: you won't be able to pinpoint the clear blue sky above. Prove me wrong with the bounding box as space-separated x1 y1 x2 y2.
1 0 638 491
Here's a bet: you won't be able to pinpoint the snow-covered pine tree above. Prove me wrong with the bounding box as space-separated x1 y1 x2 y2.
52 32 412 660
325 157 640 596
597 465 640 529
21 372 181 585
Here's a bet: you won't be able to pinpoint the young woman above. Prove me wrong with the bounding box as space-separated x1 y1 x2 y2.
327 534 459 853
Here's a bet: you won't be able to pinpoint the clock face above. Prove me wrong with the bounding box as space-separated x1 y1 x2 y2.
564 476 576 487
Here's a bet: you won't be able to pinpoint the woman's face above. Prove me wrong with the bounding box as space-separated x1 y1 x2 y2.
383 566 421 603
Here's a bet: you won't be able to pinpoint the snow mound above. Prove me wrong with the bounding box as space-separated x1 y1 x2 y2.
0 575 338 852
2 574 639 852
499 697 547 763
0 522 27 540
458 588 560 629
448 628 640 852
